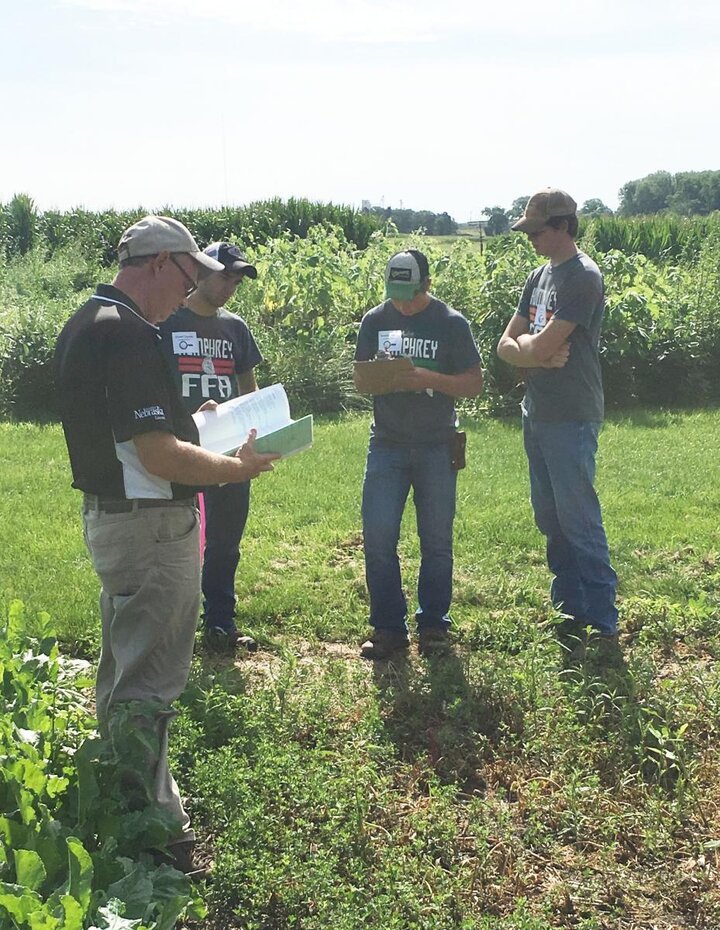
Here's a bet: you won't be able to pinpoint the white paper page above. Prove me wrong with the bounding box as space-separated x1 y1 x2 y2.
193 383 292 455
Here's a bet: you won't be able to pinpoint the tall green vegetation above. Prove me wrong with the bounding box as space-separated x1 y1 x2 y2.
0 197 381 265
2 217 720 420
0 601 204 929
0 194 38 256
581 212 720 261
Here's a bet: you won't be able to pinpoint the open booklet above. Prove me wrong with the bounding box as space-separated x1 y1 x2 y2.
192 383 313 459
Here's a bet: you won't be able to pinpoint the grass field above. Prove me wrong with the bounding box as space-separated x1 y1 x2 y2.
393 230 487 253
1 410 719 929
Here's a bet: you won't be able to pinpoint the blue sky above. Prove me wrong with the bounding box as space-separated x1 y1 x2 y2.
2 0 719 221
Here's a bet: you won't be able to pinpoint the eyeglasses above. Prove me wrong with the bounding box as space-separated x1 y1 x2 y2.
169 254 198 297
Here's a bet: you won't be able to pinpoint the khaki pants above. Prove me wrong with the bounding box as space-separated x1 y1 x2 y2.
83 500 200 844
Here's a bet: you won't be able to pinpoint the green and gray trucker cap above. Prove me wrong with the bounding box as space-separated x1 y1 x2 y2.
511 188 577 233
118 215 224 271
384 249 430 301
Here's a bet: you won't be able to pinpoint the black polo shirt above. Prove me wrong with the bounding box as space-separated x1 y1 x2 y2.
55 284 199 500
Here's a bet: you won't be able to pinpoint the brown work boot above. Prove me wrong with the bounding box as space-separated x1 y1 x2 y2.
359 630 410 660
160 840 212 882
586 630 624 669
555 618 588 667
204 625 257 655
417 628 452 657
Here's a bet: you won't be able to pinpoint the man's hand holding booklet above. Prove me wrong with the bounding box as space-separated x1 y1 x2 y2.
193 384 313 459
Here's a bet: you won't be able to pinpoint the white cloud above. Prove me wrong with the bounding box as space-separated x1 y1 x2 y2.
59 0 454 42
62 0 709 45
58 0 720 43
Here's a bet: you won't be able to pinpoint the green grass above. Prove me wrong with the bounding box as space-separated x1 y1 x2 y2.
2 411 720 929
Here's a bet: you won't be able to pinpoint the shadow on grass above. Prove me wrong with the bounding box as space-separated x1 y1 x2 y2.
605 404 720 429
370 646 520 793
560 636 633 703
560 640 691 791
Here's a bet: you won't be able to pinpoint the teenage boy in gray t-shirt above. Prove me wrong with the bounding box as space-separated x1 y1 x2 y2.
497 188 619 663
354 249 484 660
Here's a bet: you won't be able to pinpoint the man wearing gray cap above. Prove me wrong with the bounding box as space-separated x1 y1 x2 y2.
160 242 263 654
497 189 619 662
55 216 279 875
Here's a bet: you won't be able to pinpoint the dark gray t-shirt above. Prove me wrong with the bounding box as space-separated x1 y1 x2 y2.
517 251 605 422
355 297 481 444
159 306 262 414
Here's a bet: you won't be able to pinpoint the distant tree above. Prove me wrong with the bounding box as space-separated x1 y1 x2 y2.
482 205 510 236
580 198 613 218
413 211 436 233
434 212 458 235
618 169 720 216
618 171 673 215
370 206 457 235
509 196 530 222
667 170 720 215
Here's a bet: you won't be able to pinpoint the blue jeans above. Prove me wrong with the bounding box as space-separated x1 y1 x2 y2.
202 481 251 632
522 415 618 635
361 438 457 634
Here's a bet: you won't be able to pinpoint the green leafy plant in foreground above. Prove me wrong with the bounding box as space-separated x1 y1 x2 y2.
0 600 205 929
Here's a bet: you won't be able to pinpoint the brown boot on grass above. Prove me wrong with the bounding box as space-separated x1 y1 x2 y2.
360 630 410 660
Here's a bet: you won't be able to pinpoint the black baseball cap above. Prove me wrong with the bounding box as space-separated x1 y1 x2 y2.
203 241 258 279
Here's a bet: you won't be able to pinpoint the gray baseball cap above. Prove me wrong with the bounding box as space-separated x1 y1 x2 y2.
384 250 430 301
117 215 224 271
512 189 577 233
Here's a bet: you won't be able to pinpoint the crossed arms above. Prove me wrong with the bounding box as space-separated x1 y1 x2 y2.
497 315 576 369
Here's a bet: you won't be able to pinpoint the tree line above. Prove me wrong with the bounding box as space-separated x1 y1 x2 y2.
480 169 720 236
481 196 613 237
366 206 458 236
618 170 720 216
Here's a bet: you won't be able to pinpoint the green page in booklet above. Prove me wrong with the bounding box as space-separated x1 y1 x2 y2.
253 415 314 458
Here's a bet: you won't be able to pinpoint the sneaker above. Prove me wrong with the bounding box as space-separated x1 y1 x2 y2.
418 628 452 657
203 626 257 654
359 630 410 660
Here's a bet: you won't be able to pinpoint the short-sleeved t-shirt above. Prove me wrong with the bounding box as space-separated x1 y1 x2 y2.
159 306 263 415
517 251 605 422
55 284 199 500
355 297 481 444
